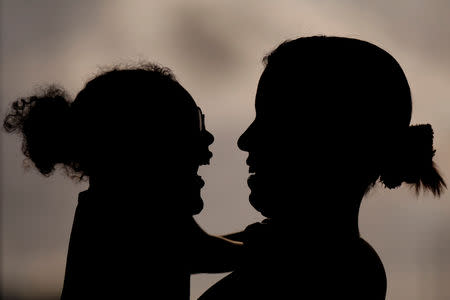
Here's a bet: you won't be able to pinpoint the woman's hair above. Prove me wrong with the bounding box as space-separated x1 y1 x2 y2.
3 63 186 179
262 36 445 196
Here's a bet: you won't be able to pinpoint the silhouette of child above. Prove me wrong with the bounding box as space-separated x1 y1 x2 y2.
201 36 446 300
3 64 242 299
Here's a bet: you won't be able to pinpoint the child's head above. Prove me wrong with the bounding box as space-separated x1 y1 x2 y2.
4 63 214 213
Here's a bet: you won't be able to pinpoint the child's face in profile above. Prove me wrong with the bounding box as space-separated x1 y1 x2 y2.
188 105 214 215
166 90 214 215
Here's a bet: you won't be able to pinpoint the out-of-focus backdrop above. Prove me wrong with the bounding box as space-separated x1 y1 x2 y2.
1 1 449 299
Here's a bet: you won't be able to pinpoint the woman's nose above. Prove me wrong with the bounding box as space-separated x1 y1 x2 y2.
238 121 255 152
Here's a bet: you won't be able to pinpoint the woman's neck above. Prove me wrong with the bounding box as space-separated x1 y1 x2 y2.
270 187 364 240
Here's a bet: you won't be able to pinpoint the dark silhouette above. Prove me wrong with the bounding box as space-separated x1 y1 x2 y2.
200 36 446 299
3 64 242 299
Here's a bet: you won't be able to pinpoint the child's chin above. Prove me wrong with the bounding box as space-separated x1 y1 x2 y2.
191 196 204 215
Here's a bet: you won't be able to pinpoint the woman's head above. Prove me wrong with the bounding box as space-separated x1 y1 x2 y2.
238 36 445 217
4 63 214 213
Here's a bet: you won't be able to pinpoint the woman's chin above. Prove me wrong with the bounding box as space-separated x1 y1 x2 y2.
249 191 260 210
249 189 275 217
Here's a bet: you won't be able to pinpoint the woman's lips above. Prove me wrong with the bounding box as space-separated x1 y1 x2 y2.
246 153 256 171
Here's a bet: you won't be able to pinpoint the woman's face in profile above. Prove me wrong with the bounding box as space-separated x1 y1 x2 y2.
237 69 282 216
237 67 315 216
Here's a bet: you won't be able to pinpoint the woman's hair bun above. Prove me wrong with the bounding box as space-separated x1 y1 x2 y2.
380 124 446 196
3 86 72 176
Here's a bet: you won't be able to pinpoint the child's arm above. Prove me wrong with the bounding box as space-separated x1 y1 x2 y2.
221 231 246 242
221 220 268 243
188 217 243 274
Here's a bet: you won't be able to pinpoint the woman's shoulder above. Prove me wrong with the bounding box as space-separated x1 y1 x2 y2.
327 237 387 299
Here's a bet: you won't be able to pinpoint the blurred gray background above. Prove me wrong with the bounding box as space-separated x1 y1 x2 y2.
1 1 450 299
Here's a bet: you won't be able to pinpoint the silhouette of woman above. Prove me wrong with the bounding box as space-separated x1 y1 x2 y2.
3 64 242 299
200 36 446 299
